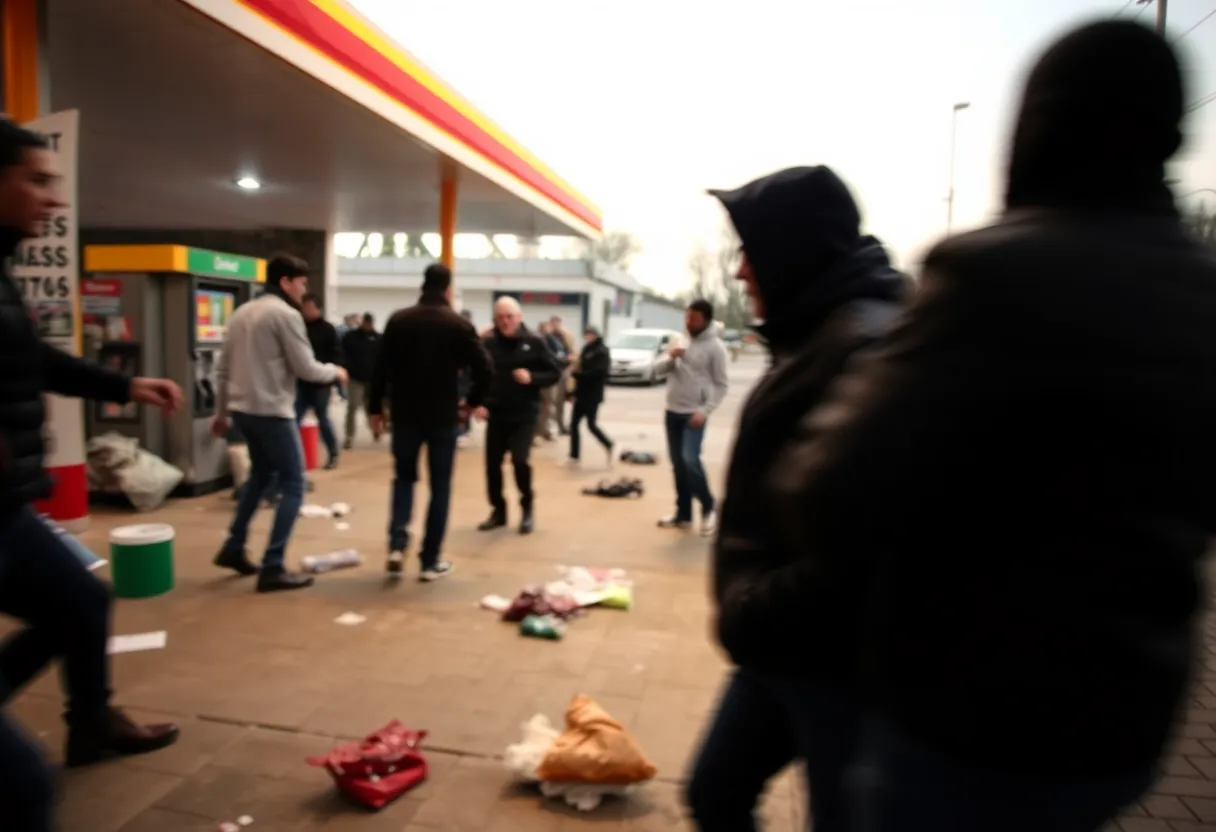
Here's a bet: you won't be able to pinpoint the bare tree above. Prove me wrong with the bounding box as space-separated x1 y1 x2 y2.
682 225 751 329
589 230 642 270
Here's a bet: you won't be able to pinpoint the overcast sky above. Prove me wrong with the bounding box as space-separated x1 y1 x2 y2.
349 0 1216 294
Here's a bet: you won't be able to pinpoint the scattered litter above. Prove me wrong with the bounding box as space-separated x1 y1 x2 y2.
299 504 333 518
618 450 658 465
333 612 367 626
237 818 254 828
334 522 351 531
39 514 107 571
307 721 429 809
331 502 352 517
108 631 167 655
504 694 656 812
548 566 633 609
520 614 566 640
218 823 240 832
503 588 581 622
479 594 511 613
582 478 644 499
302 549 363 573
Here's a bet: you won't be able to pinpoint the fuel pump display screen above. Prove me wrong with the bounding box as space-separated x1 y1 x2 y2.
195 286 237 343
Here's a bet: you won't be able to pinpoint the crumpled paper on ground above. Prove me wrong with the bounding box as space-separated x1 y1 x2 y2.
503 712 634 812
536 693 656 785
546 566 633 610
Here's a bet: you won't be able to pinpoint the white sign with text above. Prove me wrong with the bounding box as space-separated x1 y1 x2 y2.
14 110 83 468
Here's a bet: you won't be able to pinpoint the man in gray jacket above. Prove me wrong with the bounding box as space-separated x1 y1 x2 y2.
659 299 730 536
210 254 348 592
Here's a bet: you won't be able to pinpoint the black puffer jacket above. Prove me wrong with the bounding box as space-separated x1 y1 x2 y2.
0 230 130 518
761 21 1216 778
481 325 563 422
572 337 610 405
708 167 910 676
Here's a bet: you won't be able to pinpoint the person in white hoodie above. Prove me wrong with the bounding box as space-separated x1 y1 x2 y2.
659 299 730 535
210 254 348 593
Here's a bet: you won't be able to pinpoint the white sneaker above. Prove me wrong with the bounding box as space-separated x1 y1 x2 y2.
700 511 718 537
658 516 691 530
419 561 455 582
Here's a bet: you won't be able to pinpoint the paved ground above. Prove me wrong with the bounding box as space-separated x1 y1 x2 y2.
10 349 1216 830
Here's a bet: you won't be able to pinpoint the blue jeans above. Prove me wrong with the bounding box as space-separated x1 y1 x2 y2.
233 471 279 503
687 669 861 832
849 717 1153 832
295 384 339 460
389 423 459 567
223 412 306 571
0 505 112 830
665 410 714 521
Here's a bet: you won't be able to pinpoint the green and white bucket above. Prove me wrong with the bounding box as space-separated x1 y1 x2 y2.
109 524 175 599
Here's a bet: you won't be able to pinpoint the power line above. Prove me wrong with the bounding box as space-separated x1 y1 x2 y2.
1187 90 1216 113
1115 0 1137 15
1177 7 1216 41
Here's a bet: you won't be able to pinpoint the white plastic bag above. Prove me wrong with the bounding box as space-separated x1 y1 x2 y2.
114 450 183 512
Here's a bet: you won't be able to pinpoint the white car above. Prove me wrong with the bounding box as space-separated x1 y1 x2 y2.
608 328 681 385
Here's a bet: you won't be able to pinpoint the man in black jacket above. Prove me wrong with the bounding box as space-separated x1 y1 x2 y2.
478 295 562 534
687 167 909 832
567 325 614 466
742 21 1216 830
368 264 492 580
0 120 183 829
296 293 341 469
341 312 379 449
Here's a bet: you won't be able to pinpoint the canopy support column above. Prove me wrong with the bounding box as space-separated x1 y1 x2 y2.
439 160 458 269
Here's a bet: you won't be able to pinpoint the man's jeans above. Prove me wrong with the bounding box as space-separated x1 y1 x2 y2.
0 505 113 830
295 384 339 460
849 716 1153 832
665 410 714 521
686 669 861 832
223 412 306 571
389 423 459 567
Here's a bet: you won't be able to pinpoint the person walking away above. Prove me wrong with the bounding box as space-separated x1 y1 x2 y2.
658 300 729 536
0 119 183 830
367 264 492 581
457 309 476 445
687 167 910 832
334 313 358 402
341 312 380 449
295 293 341 469
478 297 563 535
747 21 1216 831
549 315 575 434
211 254 348 593
567 325 614 467
534 321 559 442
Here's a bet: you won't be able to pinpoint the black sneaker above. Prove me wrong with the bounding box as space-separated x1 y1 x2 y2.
419 561 454 583
214 547 258 576
256 570 314 593
478 512 507 532
324 456 338 471
519 510 535 536
386 551 405 576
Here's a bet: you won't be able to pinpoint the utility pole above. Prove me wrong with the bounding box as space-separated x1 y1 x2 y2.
1157 0 1167 33
946 101 970 235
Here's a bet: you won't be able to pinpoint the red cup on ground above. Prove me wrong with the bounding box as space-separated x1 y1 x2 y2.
300 420 319 471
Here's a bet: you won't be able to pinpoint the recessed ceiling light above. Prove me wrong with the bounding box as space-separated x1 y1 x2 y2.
235 176 261 191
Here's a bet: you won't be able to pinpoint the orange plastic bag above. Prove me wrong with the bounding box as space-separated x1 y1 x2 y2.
535 694 657 785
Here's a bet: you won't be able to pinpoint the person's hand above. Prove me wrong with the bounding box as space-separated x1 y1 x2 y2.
369 414 384 440
689 412 706 429
130 377 183 414
210 414 230 438
668 346 686 359
512 368 532 385
333 366 349 386
473 406 489 422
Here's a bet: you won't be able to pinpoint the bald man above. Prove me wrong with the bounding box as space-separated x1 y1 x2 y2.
478 297 563 534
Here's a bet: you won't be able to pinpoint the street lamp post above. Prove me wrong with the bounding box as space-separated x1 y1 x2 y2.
946 101 970 234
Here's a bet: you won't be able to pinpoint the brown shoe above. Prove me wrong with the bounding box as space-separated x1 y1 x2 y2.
65 707 180 767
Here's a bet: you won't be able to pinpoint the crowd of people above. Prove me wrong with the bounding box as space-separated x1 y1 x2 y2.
0 16 1215 832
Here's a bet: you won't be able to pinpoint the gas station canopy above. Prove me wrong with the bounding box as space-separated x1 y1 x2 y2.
39 0 602 238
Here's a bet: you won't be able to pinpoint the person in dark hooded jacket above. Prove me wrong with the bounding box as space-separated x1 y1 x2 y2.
685 166 909 832
744 21 1216 830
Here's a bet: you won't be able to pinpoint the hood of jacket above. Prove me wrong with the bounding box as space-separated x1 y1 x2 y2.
710 166 908 349
1005 20 1182 216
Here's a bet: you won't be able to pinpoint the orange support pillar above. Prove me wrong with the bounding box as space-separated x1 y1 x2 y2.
439 160 458 269
3 0 42 122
